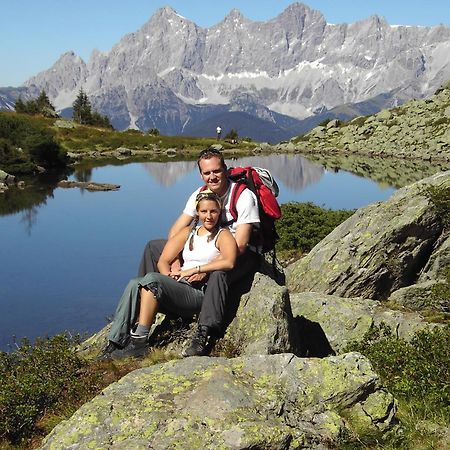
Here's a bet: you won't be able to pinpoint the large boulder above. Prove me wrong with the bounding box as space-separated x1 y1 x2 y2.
220 273 299 356
40 353 396 449
287 171 449 300
290 292 438 354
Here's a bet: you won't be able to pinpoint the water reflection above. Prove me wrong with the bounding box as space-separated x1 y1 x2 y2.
142 160 198 187
2 154 448 223
139 154 325 190
302 154 450 189
228 154 324 190
0 176 54 228
74 167 93 183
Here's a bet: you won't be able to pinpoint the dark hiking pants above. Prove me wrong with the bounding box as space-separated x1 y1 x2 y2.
137 239 260 333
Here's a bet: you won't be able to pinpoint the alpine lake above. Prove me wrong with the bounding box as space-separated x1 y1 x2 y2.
1 152 449 350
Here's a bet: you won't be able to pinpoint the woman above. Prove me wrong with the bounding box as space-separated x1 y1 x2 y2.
101 190 237 359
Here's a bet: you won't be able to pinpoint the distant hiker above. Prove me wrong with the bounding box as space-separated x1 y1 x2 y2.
135 148 261 357
101 191 237 359
216 126 222 140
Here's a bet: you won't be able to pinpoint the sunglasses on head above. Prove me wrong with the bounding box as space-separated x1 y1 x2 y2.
195 191 222 207
198 148 222 158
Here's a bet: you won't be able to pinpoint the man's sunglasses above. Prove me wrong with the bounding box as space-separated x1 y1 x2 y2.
198 148 222 157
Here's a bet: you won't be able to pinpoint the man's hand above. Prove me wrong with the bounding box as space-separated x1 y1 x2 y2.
185 272 207 283
170 259 182 273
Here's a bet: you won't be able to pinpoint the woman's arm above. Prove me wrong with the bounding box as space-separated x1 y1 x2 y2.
178 229 238 279
157 227 190 276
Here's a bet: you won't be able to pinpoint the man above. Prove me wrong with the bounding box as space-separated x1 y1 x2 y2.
138 148 260 356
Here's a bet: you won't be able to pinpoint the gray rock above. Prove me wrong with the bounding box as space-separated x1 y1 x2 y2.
57 180 120 191
40 353 396 449
290 292 437 354
0 169 16 185
221 273 298 356
287 171 449 300
387 281 446 310
54 119 76 128
116 147 132 156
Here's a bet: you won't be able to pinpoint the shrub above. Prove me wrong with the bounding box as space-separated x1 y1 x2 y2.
276 202 354 254
0 335 101 445
424 183 450 228
0 113 68 172
346 323 450 417
0 138 34 174
147 128 160 136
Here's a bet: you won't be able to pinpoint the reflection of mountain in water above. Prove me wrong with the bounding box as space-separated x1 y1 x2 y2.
142 154 324 191
142 161 198 187
227 154 324 191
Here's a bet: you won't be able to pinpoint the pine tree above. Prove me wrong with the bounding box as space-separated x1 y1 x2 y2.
72 88 92 124
15 97 26 113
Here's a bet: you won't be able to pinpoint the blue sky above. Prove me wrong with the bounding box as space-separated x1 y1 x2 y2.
1 0 449 87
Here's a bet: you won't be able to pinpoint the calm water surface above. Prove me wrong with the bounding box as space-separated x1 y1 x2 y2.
0 154 396 349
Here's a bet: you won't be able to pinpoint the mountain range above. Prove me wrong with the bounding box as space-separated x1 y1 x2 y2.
2 2 450 142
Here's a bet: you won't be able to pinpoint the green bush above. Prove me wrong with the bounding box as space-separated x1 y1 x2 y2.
276 202 354 254
0 335 101 445
346 323 450 417
147 128 160 136
424 183 450 228
0 113 68 172
0 138 34 174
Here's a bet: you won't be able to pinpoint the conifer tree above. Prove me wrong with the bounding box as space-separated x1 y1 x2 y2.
15 97 26 113
36 91 55 112
72 88 113 129
72 88 92 124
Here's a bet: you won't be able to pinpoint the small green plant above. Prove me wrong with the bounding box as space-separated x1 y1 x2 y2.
147 128 160 136
276 202 354 257
424 183 450 227
346 323 450 418
0 335 102 446
224 128 238 140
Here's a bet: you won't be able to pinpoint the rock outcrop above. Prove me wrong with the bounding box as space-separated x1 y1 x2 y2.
289 81 450 162
57 180 120 191
287 171 449 305
41 353 396 449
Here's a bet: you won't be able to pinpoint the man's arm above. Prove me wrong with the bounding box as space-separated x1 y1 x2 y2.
234 223 253 255
168 213 193 239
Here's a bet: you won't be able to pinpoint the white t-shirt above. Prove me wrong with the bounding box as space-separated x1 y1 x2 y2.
182 181 260 234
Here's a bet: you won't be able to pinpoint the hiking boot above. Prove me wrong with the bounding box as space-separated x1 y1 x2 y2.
110 335 149 360
97 340 122 360
182 325 216 357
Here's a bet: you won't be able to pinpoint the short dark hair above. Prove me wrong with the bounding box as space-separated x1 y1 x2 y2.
197 148 226 172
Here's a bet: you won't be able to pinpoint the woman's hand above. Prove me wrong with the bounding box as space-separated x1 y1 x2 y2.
170 268 207 283
185 272 207 283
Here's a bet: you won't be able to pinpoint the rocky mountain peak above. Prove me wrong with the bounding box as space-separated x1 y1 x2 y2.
3 3 450 141
223 8 245 21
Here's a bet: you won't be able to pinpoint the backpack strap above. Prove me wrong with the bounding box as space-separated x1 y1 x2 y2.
228 181 247 222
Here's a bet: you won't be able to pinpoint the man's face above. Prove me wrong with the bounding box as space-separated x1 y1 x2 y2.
198 156 227 195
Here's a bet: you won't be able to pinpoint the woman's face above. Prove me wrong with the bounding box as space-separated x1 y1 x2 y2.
197 199 221 230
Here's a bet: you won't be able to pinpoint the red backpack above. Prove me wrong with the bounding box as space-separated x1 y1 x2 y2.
205 166 281 253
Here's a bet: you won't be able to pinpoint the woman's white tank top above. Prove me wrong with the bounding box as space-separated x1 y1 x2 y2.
181 227 223 270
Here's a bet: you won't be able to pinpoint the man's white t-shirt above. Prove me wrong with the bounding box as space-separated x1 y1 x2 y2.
183 181 260 234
